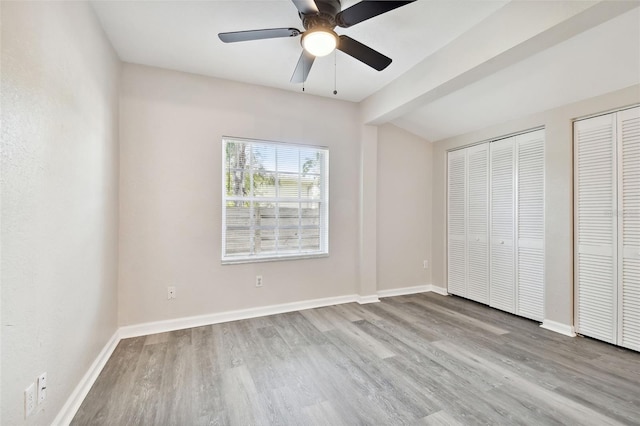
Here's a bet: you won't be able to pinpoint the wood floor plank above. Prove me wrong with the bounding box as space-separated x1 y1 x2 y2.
432 340 627 426
250 328 324 409
221 364 259 425
554 384 640 425
363 302 442 342
298 307 334 332
143 331 170 346
191 327 227 425
279 311 330 346
383 354 508 425
120 342 168 425
326 319 397 360
484 385 566 426
155 329 195 425
73 294 640 425
327 303 363 322
216 321 245 369
408 296 510 335
71 337 146 425
339 302 386 323
301 400 345 426
418 410 465 426
268 312 315 350
375 298 432 323
354 319 502 393
300 344 399 425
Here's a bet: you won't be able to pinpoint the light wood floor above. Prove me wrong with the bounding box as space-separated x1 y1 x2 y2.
72 293 640 425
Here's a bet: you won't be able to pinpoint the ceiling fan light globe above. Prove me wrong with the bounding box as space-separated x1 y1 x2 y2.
302 30 337 57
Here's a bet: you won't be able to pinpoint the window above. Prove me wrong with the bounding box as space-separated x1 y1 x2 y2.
222 137 329 263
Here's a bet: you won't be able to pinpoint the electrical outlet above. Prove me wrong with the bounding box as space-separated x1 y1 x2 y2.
256 275 263 287
37 373 47 404
167 286 176 300
423 260 429 269
25 383 35 417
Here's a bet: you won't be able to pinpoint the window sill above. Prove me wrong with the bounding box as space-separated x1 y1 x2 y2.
221 252 329 265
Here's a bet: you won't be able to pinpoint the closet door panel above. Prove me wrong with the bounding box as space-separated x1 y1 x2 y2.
516 130 545 321
621 257 640 351
467 143 490 304
619 106 640 351
489 138 516 313
448 149 467 297
575 114 617 343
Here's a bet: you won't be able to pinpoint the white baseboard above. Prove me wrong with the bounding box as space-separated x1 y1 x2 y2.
377 284 449 298
119 294 360 339
53 330 120 426
357 295 380 304
122 286 446 339
428 284 448 296
541 319 576 337
378 284 430 298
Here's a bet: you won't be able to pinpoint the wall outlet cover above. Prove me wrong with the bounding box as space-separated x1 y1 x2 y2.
37 373 47 404
25 383 35 417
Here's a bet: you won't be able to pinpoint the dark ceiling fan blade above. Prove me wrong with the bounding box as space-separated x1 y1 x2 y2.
337 35 392 71
218 28 301 43
336 0 416 28
290 50 316 83
291 0 319 15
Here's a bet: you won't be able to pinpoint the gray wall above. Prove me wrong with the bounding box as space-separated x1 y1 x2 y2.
377 124 432 291
1 2 121 424
117 64 435 326
118 64 363 326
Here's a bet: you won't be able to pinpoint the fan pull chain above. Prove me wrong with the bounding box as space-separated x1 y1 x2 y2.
302 57 306 92
333 50 338 95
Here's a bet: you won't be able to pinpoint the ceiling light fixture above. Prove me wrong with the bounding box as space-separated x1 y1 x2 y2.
301 28 338 57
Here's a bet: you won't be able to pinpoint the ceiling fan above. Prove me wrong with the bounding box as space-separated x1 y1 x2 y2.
218 0 416 83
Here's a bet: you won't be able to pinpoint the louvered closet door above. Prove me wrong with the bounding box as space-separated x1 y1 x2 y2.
618 106 640 351
575 114 618 343
448 149 467 297
490 138 516 313
516 130 545 321
466 143 490 304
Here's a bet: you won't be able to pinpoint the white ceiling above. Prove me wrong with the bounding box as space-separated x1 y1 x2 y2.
393 6 640 141
91 0 507 102
92 1 640 142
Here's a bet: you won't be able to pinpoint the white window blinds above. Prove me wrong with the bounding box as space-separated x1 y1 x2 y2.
222 138 329 263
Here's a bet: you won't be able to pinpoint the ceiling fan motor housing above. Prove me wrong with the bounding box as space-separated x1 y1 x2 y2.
300 0 341 30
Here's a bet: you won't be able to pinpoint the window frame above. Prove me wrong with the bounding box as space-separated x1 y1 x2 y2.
221 136 329 264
